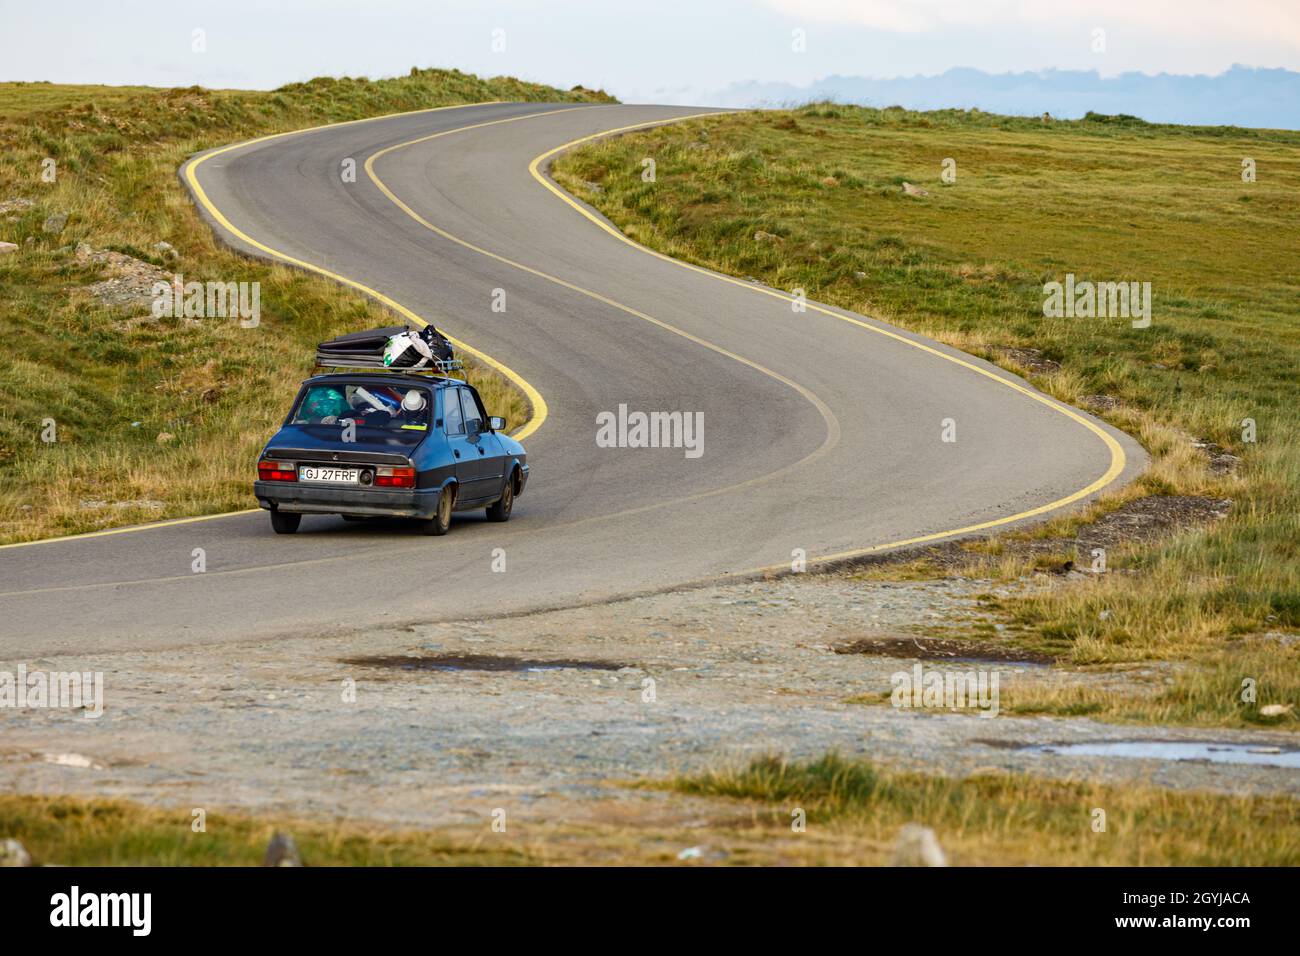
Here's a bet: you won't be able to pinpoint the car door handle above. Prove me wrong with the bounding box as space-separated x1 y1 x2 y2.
478 447 485 455
453 450 460 459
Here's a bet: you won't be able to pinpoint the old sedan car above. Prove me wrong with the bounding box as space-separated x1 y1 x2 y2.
254 371 528 535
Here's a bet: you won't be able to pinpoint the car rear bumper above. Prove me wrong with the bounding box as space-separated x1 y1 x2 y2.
254 481 441 518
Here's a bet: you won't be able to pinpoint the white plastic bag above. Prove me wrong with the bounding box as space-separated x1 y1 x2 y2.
383 330 435 368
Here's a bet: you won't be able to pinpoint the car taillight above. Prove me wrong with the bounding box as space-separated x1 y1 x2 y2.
258 460 297 482
374 466 415 488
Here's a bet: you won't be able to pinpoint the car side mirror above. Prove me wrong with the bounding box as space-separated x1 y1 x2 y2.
488 416 506 432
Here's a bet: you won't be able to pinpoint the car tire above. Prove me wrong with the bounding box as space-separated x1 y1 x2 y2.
270 509 301 534
418 486 454 536
486 470 515 522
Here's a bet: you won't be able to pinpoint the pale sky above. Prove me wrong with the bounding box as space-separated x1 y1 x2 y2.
2 0 1298 103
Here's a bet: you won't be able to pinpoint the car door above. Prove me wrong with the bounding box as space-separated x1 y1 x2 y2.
457 386 505 501
441 385 484 503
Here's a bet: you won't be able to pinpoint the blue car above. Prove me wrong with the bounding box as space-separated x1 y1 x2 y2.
254 371 528 535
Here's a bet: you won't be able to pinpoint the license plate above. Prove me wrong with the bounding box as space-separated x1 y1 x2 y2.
300 465 360 484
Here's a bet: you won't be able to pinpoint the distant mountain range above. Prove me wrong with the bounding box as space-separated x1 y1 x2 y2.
705 65 1300 129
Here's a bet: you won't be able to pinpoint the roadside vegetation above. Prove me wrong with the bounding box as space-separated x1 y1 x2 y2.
668 753 1300 865
0 793 534 866
553 104 1300 727
0 72 614 543
5 752 1295 865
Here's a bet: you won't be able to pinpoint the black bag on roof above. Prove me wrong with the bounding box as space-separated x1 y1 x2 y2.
316 325 453 368
316 325 410 353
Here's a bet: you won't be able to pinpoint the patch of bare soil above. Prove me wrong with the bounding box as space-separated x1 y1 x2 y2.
1079 394 1124 412
1191 438 1243 474
994 346 1060 374
341 653 632 673
832 635 1054 664
4 569 1296 837
0 197 35 220
71 242 174 309
855 494 1233 576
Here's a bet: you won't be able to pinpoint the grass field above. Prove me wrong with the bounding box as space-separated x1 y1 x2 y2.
553 104 1300 727
0 73 614 544
669 753 1300 865
0 792 533 866
4 753 1294 865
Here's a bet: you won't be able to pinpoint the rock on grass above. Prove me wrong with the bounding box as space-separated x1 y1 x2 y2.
891 824 947 866
264 831 303 867
0 838 32 867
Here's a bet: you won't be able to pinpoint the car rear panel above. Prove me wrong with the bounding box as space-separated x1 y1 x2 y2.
253 479 440 517
255 420 447 516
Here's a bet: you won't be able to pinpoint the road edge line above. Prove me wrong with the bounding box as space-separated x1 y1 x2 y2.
527 116 1132 571
0 101 543 551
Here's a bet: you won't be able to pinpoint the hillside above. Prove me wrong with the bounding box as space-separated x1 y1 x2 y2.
0 70 614 543
554 103 1300 727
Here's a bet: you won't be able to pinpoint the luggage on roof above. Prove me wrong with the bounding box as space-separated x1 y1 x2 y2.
316 325 411 354
315 324 456 372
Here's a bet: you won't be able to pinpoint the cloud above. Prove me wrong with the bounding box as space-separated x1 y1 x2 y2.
761 0 1300 47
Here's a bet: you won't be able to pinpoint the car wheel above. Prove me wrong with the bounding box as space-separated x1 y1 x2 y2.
486 470 515 522
270 509 301 534
418 486 454 536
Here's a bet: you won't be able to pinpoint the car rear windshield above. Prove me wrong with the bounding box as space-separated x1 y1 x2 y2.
291 383 431 431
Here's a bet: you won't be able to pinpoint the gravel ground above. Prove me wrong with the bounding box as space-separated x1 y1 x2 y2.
2 572 1297 829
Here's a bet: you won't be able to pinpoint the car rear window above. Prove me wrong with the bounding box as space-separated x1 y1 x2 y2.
292 383 431 431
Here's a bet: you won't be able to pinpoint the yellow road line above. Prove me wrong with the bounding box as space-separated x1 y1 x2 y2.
527 116 1130 569
0 509 264 551
0 538 405 598
0 101 546 552
363 110 842 508
7 106 1132 574
183 103 550 442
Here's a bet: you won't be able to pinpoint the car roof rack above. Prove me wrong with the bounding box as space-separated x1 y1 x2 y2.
313 355 466 380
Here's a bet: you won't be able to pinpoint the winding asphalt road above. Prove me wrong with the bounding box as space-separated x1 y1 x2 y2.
0 102 1145 655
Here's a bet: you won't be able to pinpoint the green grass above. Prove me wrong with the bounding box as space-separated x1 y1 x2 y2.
997 644 1299 728
0 71 614 543
0 82 177 120
0 793 535 866
554 103 1300 725
11 752 1295 865
670 753 1300 865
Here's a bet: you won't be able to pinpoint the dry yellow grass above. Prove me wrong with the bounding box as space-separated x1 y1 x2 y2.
556 103 1300 728
5 753 1296 865
0 72 613 543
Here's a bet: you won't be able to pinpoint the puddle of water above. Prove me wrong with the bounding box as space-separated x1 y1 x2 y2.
340 654 629 673
834 636 1051 667
1032 740 1300 769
